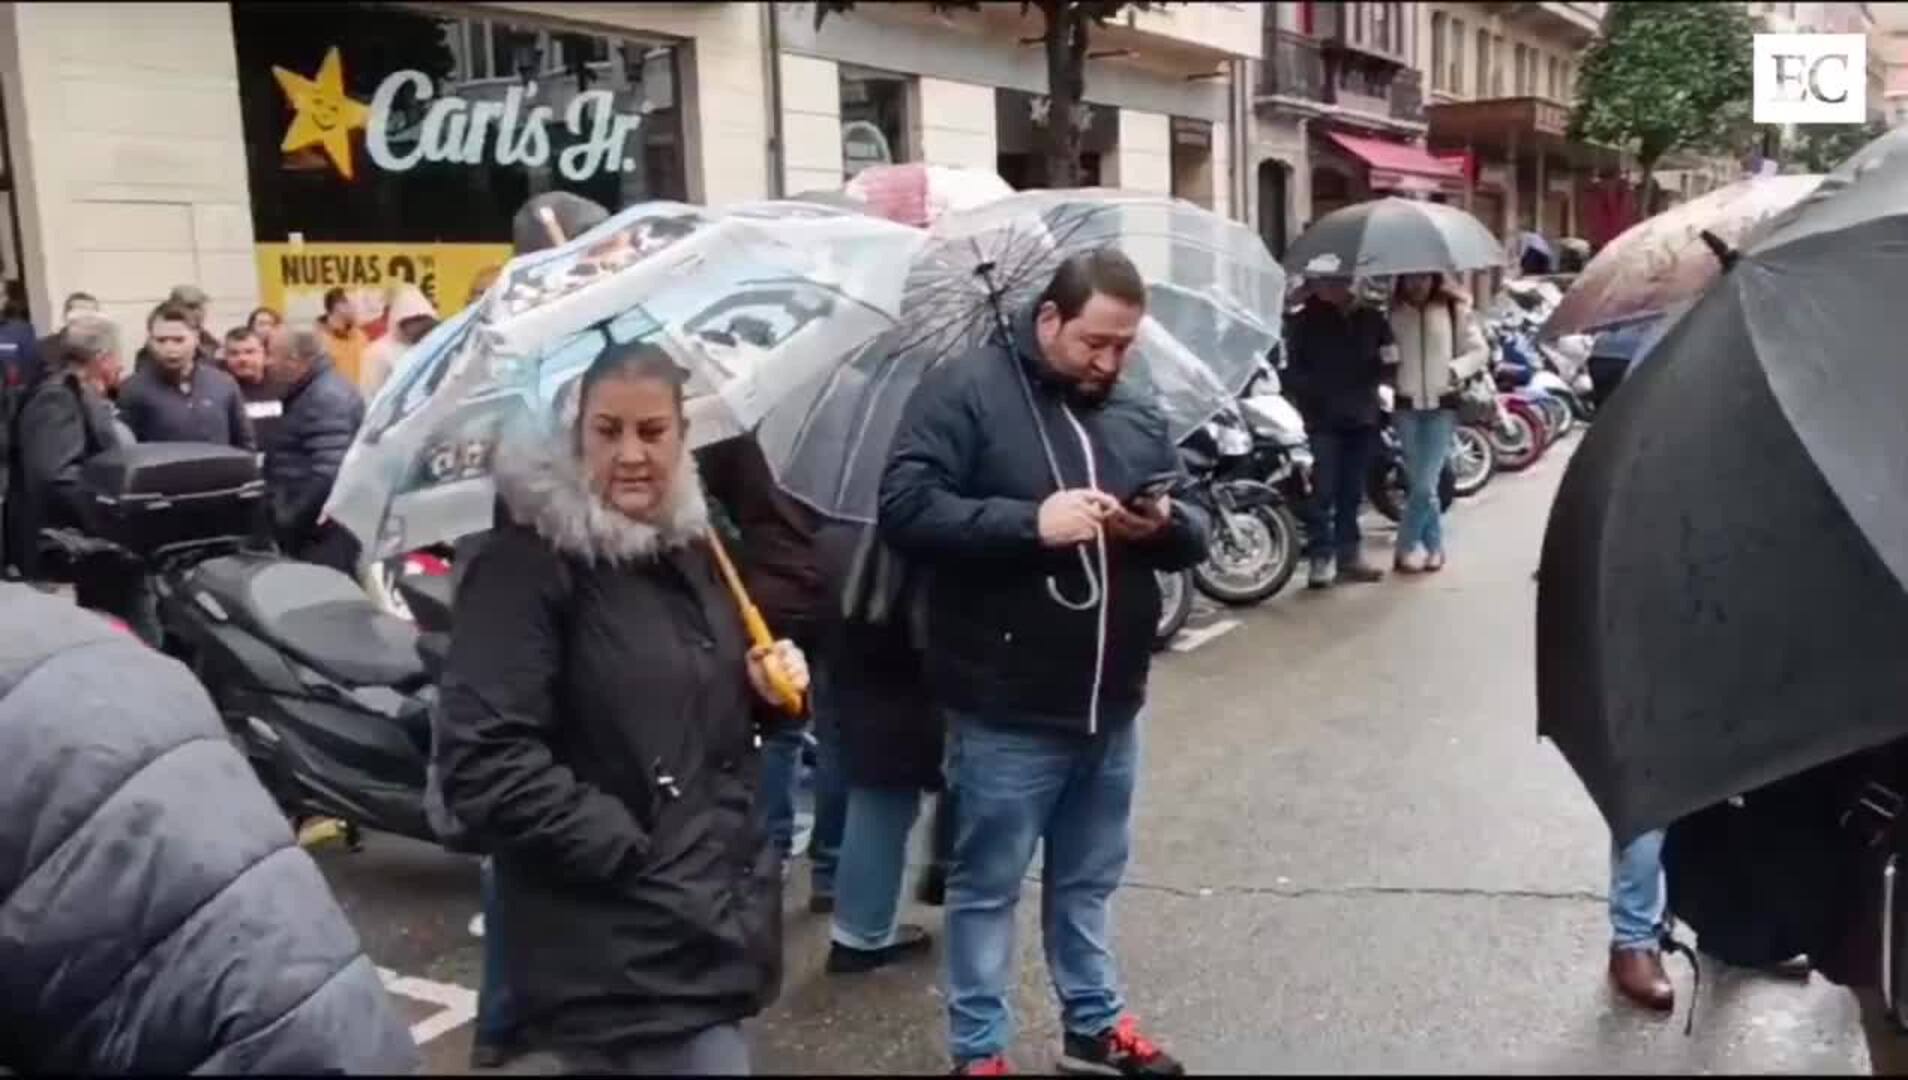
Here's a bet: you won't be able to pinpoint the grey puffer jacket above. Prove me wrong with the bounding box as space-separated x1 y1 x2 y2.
0 584 418 1075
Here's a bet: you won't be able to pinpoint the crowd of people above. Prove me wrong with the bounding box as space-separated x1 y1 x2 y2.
0 272 448 637
4 184 1859 1077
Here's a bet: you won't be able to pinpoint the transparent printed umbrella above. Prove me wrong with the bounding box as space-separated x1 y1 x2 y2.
324 199 929 563
757 189 1288 522
1539 173 1823 341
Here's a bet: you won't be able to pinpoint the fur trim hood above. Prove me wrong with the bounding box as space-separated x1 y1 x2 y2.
492 419 711 564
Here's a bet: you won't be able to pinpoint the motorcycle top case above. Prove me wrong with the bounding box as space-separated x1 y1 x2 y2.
80 442 264 555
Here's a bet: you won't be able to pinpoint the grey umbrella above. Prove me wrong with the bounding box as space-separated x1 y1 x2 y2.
1283 196 1504 279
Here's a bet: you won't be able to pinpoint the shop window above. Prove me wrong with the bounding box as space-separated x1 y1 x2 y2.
1258 159 1291 258
1450 18 1466 97
1170 118 1214 210
994 88 1117 191
1311 166 1354 222
231 3 691 322
839 65 913 180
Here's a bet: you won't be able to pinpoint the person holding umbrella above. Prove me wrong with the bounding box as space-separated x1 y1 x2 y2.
1536 125 1908 1060
880 248 1206 1076
1281 198 1503 587
1283 274 1394 587
1386 272 1488 573
434 337 807 1074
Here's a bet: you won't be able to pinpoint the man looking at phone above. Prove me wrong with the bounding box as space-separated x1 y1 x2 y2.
880 248 1208 1076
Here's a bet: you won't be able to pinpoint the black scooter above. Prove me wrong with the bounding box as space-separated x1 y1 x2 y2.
76 441 441 849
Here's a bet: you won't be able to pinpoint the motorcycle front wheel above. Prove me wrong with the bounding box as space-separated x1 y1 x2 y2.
1450 424 1496 498
1488 407 1544 472
1154 569 1194 651
1192 502 1301 606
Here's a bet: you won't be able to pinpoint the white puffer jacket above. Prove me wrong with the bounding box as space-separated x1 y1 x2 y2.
1388 296 1491 409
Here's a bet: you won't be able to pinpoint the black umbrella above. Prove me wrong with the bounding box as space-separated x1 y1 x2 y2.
1282 197 1503 278
1537 125 1908 845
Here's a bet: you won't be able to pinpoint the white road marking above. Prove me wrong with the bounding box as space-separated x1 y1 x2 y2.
1170 619 1242 653
377 966 479 1046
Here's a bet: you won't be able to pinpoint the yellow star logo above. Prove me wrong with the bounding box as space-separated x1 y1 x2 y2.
273 47 371 181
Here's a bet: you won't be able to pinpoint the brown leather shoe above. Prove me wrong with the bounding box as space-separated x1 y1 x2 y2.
1609 946 1675 1012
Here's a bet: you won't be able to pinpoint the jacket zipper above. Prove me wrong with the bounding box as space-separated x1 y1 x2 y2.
1056 403 1109 737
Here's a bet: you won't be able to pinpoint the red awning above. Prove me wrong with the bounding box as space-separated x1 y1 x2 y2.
1323 131 1467 194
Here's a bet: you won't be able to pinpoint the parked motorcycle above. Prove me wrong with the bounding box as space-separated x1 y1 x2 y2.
1448 422 1496 499
75 442 439 849
1180 398 1303 607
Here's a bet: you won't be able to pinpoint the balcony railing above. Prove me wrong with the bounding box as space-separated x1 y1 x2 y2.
1259 29 1329 103
1258 28 1428 125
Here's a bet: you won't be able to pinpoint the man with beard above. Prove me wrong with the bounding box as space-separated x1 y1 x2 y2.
880 249 1208 1076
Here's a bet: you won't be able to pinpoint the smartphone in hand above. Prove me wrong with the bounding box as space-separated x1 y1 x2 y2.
1127 471 1178 510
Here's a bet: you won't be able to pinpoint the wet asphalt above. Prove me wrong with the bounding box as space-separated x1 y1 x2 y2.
316 440 1879 1074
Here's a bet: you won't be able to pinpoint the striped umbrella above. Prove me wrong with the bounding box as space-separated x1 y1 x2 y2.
1283 196 1504 279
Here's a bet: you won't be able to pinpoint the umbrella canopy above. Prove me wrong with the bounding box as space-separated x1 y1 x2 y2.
757 189 1286 522
1537 126 1908 845
1585 303 1687 370
325 200 929 561
1539 173 1822 341
1282 197 1503 279
842 163 1014 228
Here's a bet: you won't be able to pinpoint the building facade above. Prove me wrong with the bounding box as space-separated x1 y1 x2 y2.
1883 2 1908 127
0 1 1256 345
0 1 776 338
774 2 1259 216
1420 3 1616 245
1250 1 1464 260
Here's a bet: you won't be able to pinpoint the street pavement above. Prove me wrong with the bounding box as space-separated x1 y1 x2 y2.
316 440 1878 1074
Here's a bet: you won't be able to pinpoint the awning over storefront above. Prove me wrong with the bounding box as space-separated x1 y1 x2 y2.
1322 131 1466 195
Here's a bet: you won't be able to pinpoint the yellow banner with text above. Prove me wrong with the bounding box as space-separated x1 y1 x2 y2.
254 242 513 329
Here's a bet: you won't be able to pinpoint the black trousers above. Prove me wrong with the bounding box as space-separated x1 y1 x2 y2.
1303 425 1378 562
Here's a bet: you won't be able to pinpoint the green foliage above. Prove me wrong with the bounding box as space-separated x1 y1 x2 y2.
1789 119 1893 173
1569 2 1757 170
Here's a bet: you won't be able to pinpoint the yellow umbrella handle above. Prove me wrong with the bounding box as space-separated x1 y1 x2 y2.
705 527 807 716
539 207 801 717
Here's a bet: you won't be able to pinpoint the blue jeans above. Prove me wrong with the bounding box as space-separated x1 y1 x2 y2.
474 856 515 1046
1304 425 1378 562
1610 828 1667 951
1396 408 1456 557
832 785 925 949
759 664 846 895
944 714 1138 1064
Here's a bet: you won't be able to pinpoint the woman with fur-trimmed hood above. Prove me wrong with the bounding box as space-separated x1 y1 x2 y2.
434 337 809 1074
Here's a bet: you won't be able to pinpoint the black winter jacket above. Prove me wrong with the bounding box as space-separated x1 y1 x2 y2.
878 306 1209 734
263 356 363 552
434 434 780 1054
1283 297 1395 431
826 523 943 790
6 372 123 578
0 584 417 1074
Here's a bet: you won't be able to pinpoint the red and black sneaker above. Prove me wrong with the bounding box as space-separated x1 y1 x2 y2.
1059 1016 1185 1076
951 1056 1012 1076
